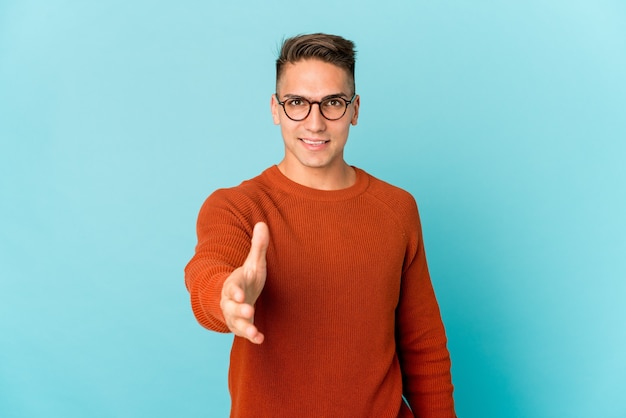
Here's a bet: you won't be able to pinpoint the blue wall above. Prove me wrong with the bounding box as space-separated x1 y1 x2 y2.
1 1 625 417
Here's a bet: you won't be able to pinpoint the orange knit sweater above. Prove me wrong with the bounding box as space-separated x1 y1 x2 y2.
185 166 455 417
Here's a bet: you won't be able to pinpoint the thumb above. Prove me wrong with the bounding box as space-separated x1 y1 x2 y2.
245 222 269 269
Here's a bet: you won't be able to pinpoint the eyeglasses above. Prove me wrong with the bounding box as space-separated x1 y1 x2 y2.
275 93 357 121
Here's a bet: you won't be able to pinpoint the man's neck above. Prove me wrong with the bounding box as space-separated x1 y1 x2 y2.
277 161 356 191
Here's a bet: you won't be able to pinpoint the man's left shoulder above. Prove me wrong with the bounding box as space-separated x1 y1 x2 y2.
360 168 418 206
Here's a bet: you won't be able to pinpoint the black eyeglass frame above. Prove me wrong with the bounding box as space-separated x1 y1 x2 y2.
275 93 357 121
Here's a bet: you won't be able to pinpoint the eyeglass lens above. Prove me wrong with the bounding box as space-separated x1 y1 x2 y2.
282 97 348 121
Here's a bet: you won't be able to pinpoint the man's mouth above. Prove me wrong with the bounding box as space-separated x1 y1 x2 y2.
300 138 329 145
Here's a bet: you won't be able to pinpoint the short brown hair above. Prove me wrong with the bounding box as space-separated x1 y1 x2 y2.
276 33 357 94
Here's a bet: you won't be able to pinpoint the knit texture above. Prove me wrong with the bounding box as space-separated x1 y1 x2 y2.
185 166 455 417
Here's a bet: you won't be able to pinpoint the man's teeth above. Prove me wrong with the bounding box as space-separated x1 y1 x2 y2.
302 139 327 145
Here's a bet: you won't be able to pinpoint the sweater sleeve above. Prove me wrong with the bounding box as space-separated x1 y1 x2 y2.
184 189 254 333
396 202 456 417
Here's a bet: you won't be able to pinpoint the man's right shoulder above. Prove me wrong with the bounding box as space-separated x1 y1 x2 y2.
212 169 270 195
203 168 275 207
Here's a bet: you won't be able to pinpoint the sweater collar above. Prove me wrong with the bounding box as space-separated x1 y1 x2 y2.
263 165 369 201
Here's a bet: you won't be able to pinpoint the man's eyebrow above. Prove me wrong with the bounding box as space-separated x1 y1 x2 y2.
282 93 350 100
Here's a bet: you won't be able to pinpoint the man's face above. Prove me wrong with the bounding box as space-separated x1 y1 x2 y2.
271 59 359 176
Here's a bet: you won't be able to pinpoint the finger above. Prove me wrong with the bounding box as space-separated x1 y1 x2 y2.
250 332 264 344
223 276 245 303
245 325 265 345
237 303 254 319
231 316 254 335
232 318 264 344
244 222 270 274
221 299 252 323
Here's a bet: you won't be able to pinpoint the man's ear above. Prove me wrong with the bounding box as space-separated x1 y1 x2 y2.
350 95 360 126
271 94 281 125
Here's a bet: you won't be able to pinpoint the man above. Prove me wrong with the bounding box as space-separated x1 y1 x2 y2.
185 33 456 417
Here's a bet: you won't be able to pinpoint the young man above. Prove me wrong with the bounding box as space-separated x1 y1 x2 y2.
185 33 456 417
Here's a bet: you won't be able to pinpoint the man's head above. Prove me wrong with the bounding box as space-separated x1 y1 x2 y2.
271 34 360 186
276 33 356 95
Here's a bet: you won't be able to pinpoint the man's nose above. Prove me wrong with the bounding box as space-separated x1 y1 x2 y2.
304 103 326 130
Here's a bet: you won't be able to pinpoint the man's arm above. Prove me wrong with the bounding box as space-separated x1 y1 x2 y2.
220 222 269 344
184 192 269 344
396 206 456 417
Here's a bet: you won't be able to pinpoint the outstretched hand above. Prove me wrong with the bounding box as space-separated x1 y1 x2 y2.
220 222 270 344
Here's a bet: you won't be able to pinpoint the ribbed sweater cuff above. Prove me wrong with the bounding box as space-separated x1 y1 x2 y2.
193 270 230 333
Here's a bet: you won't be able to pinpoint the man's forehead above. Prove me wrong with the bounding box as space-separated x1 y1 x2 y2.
277 59 353 92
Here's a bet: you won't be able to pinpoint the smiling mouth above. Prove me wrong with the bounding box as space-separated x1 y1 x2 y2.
300 138 329 145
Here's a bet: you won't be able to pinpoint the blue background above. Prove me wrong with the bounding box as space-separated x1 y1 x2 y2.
1 1 625 417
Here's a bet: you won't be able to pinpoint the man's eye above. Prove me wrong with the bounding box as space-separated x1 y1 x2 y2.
287 99 306 106
324 99 344 107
